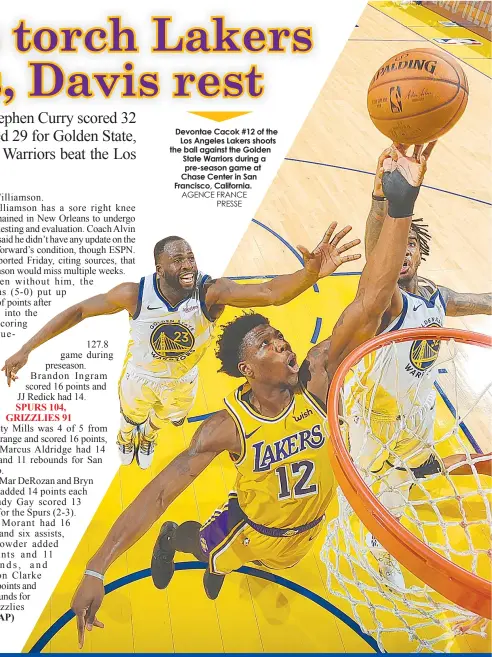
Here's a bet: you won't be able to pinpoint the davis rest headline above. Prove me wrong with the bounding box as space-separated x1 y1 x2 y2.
0 16 315 104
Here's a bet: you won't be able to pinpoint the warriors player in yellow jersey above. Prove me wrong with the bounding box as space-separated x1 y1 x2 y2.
71 151 437 645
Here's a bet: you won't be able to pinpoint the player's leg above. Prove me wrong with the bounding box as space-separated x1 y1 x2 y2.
118 368 157 465
153 367 198 428
151 495 247 599
136 369 199 468
151 520 207 588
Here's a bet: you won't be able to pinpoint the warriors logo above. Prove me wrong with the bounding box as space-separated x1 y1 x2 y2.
150 321 195 361
390 85 403 113
409 323 441 372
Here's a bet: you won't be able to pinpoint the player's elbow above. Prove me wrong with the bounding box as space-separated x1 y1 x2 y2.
71 303 86 322
272 295 286 307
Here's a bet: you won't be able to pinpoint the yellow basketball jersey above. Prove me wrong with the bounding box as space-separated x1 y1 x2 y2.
224 383 335 529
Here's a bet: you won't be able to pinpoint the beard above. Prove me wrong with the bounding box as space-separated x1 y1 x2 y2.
163 269 196 292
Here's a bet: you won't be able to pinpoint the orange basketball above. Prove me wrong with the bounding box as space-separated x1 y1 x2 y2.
367 48 468 144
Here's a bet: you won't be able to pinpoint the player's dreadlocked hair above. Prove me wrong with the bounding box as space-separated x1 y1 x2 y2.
216 312 270 378
410 217 431 260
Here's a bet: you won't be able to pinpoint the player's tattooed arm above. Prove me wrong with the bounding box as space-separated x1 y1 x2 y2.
438 287 492 316
204 222 361 312
2 282 139 386
364 196 387 257
364 147 391 257
71 410 239 647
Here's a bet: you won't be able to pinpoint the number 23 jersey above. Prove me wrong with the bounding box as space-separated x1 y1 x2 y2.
125 272 214 380
224 382 335 529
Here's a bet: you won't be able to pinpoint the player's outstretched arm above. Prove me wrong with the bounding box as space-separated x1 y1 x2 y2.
438 287 492 316
2 282 138 386
324 158 428 378
205 222 361 311
70 411 238 648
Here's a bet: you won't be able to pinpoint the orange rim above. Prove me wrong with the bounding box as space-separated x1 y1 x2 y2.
327 327 492 619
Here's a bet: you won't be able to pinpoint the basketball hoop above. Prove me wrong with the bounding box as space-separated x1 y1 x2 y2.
322 327 492 652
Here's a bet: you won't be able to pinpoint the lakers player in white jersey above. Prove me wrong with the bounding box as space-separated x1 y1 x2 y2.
2 231 361 469
70 149 433 644
349 143 492 588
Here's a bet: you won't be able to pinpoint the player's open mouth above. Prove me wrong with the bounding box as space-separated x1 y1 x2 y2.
400 259 410 275
179 273 195 285
287 353 299 374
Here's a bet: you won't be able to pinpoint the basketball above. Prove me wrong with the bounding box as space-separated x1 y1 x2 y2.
367 48 468 144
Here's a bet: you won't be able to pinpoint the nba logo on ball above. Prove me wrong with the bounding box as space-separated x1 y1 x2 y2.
389 86 402 113
367 48 468 143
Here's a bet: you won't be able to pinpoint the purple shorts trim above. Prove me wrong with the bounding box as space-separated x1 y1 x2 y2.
199 508 229 556
199 495 244 556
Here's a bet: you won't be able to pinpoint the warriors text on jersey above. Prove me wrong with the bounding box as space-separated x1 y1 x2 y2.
224 382 335 529
125 272 214 380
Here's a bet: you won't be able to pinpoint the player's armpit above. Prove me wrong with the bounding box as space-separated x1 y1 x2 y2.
438 287 492 317
324 298 384 379
301 295 396 399
300 342 331 405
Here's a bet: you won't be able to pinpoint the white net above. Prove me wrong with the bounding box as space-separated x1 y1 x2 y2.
320 332 492 653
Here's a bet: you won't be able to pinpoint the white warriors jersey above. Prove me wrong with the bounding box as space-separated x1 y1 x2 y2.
124 272 215 380
346 278 446 419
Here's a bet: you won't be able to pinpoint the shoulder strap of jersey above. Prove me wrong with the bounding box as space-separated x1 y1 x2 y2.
198 273 215 322
385 292 409 333
131 276 146 320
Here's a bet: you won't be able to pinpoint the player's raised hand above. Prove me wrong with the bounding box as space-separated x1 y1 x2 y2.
385 141 438 187
381 142 437 219
71 576 105 649
298 222 361 279
2 349 29 386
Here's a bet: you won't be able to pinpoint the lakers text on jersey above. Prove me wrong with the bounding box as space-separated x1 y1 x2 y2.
226 382 335 529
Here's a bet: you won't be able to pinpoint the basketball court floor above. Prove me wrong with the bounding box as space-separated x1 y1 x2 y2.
24 2 491 653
